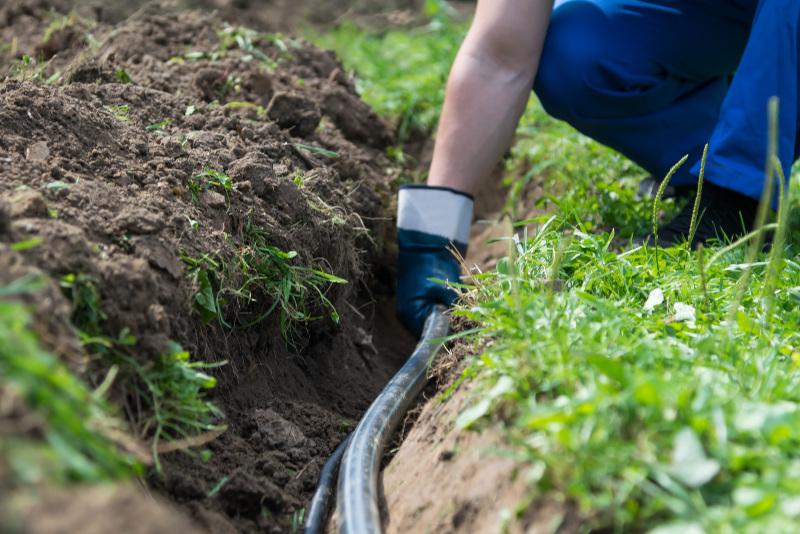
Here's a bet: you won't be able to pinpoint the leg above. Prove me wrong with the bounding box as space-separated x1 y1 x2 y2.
534 0 756 187
699 0 800 202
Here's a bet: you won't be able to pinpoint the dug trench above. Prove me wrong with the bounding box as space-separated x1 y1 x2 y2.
0 1 419 532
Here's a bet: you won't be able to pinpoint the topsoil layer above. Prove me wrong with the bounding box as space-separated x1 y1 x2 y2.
0 1 416 532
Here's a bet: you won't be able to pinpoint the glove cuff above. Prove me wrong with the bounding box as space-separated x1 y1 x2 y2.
397 185 473 252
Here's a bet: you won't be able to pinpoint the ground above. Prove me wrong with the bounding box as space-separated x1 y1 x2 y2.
0 1 418 532
7 1 800 533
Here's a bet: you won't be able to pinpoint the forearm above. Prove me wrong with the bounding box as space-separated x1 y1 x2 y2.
427 0 553 195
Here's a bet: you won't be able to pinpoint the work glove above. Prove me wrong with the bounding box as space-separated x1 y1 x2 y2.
396 184 473 337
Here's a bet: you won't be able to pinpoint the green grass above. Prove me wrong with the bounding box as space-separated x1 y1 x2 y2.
508 103 679 237
183 220 347 344
0 275 139 484
316 15 800 532
449 105 800 530
187 168 232 204
60 273 224 471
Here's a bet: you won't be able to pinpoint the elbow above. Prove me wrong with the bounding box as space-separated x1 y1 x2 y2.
460 30 538 82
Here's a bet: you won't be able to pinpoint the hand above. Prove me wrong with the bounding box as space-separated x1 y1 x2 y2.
396 235 462 337
395 185 473 337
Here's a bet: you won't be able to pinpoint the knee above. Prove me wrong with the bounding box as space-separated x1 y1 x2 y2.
534 1 609 121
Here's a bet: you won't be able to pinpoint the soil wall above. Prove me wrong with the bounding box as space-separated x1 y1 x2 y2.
0 1 415 532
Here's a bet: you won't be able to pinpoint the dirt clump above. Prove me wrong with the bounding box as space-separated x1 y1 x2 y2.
1 1 412 532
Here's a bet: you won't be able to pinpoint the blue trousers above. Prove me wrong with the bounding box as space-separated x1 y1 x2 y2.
534 0 800 201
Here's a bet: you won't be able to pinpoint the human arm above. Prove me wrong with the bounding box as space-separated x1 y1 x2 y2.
428 0 555 194
396 0 554 336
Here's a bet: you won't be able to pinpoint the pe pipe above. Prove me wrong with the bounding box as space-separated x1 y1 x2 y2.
336 306 449 534
304 433 352 534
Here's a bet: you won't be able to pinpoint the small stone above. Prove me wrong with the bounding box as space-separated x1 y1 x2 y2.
252 409 306 449
26 141 50 162
4 190 48 219
202 189 226 209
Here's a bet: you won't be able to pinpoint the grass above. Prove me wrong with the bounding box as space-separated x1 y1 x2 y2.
187 168 232 204
316 12 800 531
60 273 224 471
0 275 139 484
448 101 800 530
183 219 347 344
175 24 298 74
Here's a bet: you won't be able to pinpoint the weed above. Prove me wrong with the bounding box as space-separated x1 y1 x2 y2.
236 221 347 340
115 68 132 84
224 100 267 118
8 55 46 83
10 237 43 252
146 118 174 131
187 168 232 204
106 104 130 123
652 154 688 273
42 13 77 45
0 275 139 483
291 508 306 533
116 341 225 471
292 143 339 159
687 144 709 246
220 74 243 98
59 274 224 470
182 221 348 343
182 254 223 323
217 25 272 65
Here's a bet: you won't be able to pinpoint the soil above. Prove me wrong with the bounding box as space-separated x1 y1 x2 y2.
0 1 418 532
382 377 571 534
1 1 554 532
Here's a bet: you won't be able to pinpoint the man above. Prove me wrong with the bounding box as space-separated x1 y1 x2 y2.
396 0 799 336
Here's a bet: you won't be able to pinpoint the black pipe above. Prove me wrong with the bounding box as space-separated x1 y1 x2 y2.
302 307 449 534
336 306 449 534
304 433 352 534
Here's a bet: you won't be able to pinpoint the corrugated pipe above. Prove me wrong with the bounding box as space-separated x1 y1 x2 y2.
303 306 449 534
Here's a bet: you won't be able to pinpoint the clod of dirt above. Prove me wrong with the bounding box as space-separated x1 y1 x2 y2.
3 190 48 219
322 85 393 149
228 152 276 197
267 91 322 138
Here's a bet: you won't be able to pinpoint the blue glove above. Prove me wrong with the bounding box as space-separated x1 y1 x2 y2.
396 185 473 337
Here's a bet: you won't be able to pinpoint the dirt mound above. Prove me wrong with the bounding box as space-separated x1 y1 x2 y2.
1 0 424 42
1 2 414 532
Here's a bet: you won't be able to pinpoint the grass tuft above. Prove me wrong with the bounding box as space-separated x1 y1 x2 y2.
1 276 140 483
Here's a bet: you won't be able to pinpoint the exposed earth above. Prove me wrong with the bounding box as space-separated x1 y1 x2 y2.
0 1 419 532
2 1 532 532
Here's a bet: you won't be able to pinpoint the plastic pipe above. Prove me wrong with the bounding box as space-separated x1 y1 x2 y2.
304 433 352 534
336 306 449 534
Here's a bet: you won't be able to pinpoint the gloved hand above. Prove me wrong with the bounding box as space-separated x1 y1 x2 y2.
396 185 473 337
